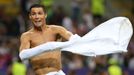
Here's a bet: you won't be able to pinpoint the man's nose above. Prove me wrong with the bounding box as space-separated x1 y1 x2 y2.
35 14 39 18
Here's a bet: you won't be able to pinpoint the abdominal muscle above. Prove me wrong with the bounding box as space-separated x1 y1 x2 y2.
29 49 62 75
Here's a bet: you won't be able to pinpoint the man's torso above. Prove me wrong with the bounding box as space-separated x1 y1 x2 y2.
27 26 62 75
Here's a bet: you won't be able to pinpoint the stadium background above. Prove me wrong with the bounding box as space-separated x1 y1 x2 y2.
0 0 134 75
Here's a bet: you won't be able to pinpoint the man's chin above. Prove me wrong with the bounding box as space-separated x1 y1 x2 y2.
34 24 42 27
36 25 42 27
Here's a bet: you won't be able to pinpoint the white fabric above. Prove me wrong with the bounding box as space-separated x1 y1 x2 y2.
62 17 133 56
19 17 133 60
46 70 65 75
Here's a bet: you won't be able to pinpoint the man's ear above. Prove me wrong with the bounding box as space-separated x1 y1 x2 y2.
29 14 31 19
45 14 47 18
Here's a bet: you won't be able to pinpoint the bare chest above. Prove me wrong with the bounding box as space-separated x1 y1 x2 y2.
30 32 57 47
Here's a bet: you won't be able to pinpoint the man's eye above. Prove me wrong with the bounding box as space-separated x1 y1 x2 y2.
38 12 44 15
31 13 35 15
39 13 42 15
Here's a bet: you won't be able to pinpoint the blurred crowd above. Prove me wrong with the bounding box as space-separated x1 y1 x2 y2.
0 0 134 75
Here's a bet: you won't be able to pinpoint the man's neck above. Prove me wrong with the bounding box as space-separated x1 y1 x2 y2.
34 24 47 32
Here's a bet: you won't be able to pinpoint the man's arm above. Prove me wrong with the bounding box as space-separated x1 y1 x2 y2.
19 33 30 52
19 32 60 60
19 33 31 60
19 35 80 61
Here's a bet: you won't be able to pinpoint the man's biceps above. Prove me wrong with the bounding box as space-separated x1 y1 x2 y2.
23 41 30 47
19 43 30 52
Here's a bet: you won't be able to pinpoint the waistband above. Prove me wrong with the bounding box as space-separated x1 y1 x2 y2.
46 70 65 75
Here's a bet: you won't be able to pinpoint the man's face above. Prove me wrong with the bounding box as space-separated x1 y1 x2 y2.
29 7 46 27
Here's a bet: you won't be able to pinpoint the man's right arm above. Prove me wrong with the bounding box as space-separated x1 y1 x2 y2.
19 33 31 60
20 33 30 52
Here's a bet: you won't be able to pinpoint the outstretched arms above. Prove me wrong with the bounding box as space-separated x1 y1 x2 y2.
19 34 81 60
19 17 133 61
19 27 79 60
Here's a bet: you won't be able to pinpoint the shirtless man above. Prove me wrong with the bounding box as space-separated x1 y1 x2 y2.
19 3 133 75
19 4 72 75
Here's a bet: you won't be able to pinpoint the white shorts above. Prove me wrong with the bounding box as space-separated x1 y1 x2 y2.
46 70 65 75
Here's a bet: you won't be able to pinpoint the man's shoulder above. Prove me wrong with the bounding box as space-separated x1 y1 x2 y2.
21 30 33 38
48 25 65 29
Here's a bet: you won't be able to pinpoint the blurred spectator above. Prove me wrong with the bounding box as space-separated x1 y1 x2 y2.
11 57 27 75
2 15 21 36
93 56 108 75
20 0 28 16
40 0 54 7
68 70 76 75
47 5 65 25
128 57 134 70
68 55 84 70
40 0 54 25
82 8 94 30
62 13 73 32
17 12 26 34
0 23 7 36
0 40 12 75
91 0 105 26
108 57 122 75
71 0 80 23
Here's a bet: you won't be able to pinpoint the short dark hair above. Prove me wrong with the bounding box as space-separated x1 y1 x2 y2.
29 4 46 14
